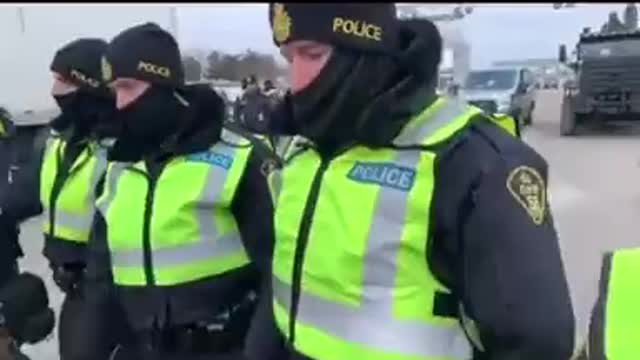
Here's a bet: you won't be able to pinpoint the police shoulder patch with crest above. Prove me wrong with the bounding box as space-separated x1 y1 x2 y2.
506 165 546 225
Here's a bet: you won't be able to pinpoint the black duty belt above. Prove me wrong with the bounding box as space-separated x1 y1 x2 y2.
134 323 239 354
134 291 258 354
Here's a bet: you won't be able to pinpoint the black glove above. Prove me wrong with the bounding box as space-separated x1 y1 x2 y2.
0 272 55 344
52 263 85 295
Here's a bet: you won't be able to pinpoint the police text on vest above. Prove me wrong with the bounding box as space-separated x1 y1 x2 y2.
187 151 234 169
348 162 416 191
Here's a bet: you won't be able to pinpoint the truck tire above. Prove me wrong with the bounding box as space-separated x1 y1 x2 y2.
560 97 576 136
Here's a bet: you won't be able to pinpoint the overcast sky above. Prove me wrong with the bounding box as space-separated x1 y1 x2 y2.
176 3 628 67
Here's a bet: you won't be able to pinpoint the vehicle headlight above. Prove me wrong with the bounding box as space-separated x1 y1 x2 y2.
497 97 511 112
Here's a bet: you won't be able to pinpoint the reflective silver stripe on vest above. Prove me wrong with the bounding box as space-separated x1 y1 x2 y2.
273 99 472 359
394 98 472 147
45 146 108 235
101 145 244 269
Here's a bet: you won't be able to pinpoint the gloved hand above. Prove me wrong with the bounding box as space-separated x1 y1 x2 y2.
52 263 85 294
0 272 55 345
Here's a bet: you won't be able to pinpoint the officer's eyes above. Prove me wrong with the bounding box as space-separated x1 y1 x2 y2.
281 44 331 64
302 51 326 61
54 75 73 86
110 81 135 92
298 45 332 61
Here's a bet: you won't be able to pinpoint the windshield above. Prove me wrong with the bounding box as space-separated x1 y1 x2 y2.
580 39 640 59
464 70 517 91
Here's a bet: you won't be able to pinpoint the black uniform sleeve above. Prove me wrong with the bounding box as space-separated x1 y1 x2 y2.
431 121 575 359
238 149 286 360
231 148 275 275
83 176 114 300
77 176 130 355
586 252 612 358
3 127 48 223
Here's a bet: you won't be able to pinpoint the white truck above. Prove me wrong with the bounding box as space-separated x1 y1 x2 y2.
0 5 178 125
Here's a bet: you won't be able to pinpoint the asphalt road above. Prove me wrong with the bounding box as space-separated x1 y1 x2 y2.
18 89 640 359
524 89 640 352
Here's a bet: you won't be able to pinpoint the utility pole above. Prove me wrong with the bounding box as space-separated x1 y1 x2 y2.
16 7 25 34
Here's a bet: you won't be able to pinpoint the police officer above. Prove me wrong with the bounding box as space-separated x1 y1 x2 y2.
252 4 575 359
0 109 54 360
42 38 118 360
0 111 55 357
0 109 23 288
585 247 640 359
85 23 273 360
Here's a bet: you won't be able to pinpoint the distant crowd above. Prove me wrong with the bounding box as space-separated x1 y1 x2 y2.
228 75 286 134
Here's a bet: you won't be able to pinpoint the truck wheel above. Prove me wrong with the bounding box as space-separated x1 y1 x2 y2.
560 98 576 136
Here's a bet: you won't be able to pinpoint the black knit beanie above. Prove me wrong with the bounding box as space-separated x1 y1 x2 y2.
269 3 399 54
50 38 109 94
104 22 184 88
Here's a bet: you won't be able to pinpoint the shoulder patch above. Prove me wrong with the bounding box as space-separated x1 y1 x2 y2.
506 165 546 225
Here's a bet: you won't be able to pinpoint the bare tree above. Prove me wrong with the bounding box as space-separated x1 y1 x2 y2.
202 48 287 82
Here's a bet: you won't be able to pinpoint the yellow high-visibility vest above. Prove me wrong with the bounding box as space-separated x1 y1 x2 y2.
588 247 640 359
96 130 253 286
270 97 482 360
40 137 108 243
489 113 519 138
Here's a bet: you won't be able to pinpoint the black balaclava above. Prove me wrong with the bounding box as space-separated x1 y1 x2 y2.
104 22 187 155
268 4 443 153
49 38 114 140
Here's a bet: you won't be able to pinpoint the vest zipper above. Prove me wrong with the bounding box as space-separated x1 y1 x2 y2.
48 145 65 245
130 156 172 287
288 157 330 345
143 177 158 286
143 171 158 286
